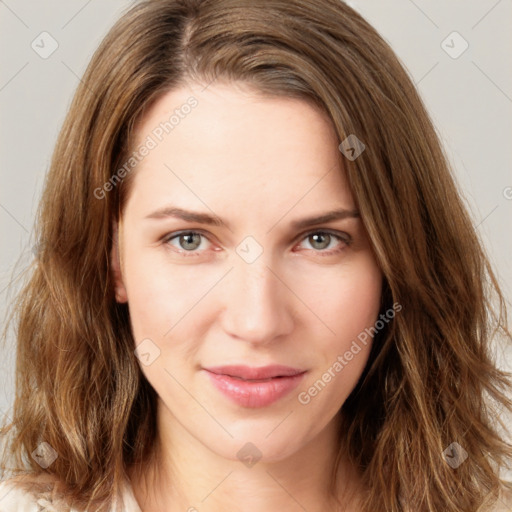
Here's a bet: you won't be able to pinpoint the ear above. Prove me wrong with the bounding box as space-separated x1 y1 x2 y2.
111 220 128 303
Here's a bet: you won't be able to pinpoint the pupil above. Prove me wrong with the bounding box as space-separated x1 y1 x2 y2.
311 233 329 250
181 233 200 250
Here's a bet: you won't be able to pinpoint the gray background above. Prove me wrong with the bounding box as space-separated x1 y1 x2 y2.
1 0 511 449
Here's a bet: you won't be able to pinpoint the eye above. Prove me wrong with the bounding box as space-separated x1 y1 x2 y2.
296 230 350 255
164 231 212 256
162 229 351 257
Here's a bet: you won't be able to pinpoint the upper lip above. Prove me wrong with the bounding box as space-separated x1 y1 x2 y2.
204 365 306 380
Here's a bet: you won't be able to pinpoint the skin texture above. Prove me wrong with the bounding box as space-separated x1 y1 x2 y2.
112 81 383 512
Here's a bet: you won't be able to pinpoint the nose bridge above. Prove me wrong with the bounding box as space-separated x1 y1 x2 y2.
221 252 293 344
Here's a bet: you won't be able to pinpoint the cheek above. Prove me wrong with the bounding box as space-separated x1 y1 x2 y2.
303 257 382 347
121 245 203 341
297 262 382 409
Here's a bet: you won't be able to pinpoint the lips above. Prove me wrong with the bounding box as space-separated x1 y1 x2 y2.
203 365 307 408
204 364 306 380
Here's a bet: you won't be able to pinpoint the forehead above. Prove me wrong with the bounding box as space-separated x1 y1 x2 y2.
125 81 354 221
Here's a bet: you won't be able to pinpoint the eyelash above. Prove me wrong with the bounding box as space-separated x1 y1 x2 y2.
162 229 351 258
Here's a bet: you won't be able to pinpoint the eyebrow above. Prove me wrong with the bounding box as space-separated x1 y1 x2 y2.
144 206 359 230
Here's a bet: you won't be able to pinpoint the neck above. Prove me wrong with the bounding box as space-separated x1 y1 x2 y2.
128 403 362 512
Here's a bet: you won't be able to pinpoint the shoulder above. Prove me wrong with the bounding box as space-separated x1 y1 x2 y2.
0 475 72 512
0 475 142 512
0 476 60 511
493 481 512 511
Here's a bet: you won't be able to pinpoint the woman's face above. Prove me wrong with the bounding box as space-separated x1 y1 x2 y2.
112 81 382 463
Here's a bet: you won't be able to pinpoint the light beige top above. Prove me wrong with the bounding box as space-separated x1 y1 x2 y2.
0 478 142 512
1 478 512 511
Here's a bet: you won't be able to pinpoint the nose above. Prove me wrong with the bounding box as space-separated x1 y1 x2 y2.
220 256 295 345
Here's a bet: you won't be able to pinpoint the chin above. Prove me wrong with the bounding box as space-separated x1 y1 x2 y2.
204 428 308 465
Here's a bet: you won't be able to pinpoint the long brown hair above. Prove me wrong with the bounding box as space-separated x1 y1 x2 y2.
2 0 511 510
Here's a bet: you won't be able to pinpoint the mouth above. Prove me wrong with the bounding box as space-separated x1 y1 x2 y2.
202 365 307 408
204 364 306 380
220 375 289 383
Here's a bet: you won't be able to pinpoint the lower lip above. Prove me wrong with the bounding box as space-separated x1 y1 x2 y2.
204 370 306 408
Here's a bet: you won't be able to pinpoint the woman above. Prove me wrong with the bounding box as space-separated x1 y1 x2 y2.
1 0 511 510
